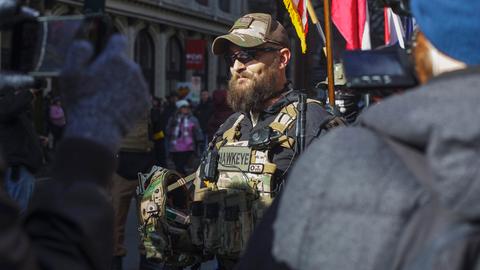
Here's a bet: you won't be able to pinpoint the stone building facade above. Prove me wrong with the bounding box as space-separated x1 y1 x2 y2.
1 0 250 98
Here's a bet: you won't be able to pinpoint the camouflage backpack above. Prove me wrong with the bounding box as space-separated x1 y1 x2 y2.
137 166 201 267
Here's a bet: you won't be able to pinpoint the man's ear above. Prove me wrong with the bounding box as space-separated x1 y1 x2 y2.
278 48 291 69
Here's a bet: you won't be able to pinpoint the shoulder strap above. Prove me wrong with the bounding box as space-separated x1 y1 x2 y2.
215 114 244 149
269 99 322 149
382 136 436 195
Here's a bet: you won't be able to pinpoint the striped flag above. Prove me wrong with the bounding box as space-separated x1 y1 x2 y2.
384 7 405 48
283 0 309 53
332 0 371 50
384 8 416 48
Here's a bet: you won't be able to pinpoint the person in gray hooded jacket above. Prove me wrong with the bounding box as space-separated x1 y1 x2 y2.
235 0 480 269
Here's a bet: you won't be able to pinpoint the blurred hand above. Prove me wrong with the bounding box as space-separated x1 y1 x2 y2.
61 35 149 151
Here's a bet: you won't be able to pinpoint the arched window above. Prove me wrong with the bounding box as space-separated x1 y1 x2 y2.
134 29 155 94
166 36 184 94
218 0 230 13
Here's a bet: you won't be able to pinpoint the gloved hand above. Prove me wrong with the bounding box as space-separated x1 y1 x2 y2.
61 34 150 151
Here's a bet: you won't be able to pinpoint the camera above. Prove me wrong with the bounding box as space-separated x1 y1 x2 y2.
199 150 219 183
0 0 111 77
9 14 111 77
341 45 418 90
377 0 411 16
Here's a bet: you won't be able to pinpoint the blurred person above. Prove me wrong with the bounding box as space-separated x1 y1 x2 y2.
194 89 213 144
0 85 44 211
0 33 150 270
151 97 167 167
111 111 155 270
48 96 66 147
166 100 202 175
236 1 480 269
206 88 233 140
164 93 178 125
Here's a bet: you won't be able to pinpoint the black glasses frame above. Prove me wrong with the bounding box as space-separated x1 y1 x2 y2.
224 47 280 67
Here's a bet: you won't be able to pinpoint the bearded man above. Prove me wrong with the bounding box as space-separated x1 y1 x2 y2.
235 0 480 269
193 13 332 269
137 13 337 270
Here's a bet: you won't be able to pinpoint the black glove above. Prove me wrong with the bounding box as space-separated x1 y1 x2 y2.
61 34 150 151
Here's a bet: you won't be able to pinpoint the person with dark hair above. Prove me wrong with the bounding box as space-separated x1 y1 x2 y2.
0 34 150 270
0 85 44 212
206 88 233 140
194 90 213 152
48 96 66 147
151 97 167 167
236 0 480 269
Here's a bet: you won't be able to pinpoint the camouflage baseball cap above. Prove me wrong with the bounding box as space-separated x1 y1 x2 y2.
212 13 290 55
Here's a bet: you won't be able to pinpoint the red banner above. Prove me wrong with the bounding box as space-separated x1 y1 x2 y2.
186 39 206 70
332 0 371 50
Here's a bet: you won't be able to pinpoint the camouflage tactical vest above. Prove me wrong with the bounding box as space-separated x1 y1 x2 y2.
137 99 343 265
190 100 321 257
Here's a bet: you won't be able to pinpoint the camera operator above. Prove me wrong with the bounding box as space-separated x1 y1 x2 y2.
0 32 150 270
236 0 480 269
0 82 44 212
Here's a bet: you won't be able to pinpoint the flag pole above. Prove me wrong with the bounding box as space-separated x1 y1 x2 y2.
306 0 326 45
322 0 336 106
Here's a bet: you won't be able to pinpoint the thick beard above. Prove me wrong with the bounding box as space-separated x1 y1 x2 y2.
227 62 279 113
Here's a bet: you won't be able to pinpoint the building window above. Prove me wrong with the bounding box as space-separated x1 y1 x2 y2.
166 36 185 94
134 29 155 95
218 0 230 12
217 52 229 85
195 0 208 6
0 31 12 70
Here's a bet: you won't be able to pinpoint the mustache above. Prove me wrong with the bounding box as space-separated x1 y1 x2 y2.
231 71 253 80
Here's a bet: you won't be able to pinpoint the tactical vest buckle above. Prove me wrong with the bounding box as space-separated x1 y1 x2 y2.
248 126 282 150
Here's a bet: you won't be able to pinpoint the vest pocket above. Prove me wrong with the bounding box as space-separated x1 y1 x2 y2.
218 192 254 256
203 190 226 253
189 201 204 246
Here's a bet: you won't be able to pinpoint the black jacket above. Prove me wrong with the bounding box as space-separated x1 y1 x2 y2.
214 90 331 189
194 99 213 132
0 138 116 270
0 88 43 172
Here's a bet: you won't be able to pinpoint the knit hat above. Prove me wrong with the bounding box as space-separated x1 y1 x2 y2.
411 0 480 65
175 99 189 109
212 13 290 55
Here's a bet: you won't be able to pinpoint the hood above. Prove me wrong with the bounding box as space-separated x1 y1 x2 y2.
359 67 480 218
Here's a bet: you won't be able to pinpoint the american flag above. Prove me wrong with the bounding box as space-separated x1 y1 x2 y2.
283 0 309 53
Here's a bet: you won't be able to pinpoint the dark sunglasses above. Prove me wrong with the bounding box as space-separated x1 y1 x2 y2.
224 47 280 67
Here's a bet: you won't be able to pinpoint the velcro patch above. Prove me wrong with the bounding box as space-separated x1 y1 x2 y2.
233 17 253 29
218 146 251 171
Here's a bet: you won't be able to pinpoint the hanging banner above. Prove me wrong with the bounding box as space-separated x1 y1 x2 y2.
189 76 202 103
186 39 206 70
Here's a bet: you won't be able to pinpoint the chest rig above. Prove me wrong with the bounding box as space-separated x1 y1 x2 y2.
190 99 320 257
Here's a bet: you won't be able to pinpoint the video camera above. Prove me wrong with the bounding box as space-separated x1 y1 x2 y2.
342 45 417 90
1 0 111 81
341 0 417 91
